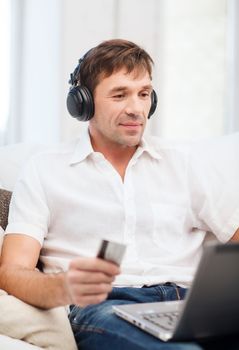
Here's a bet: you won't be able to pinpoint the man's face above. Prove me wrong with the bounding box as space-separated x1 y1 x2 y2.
89 68 153 149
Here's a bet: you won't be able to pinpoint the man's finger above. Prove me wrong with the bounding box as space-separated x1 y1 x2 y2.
69 257 120 275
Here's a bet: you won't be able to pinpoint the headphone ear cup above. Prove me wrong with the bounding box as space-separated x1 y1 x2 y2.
67 86 94 121
148 90 158 118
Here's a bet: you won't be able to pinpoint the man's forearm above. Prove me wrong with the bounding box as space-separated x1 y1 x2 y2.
0 264 70 309
230 227 239 241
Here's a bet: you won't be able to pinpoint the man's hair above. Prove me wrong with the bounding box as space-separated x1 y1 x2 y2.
78 39 154 95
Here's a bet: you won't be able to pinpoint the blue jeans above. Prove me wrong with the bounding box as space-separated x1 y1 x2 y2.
69 284 239 350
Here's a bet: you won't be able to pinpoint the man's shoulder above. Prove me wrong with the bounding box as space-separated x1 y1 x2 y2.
29 138 80 165
144 135 190 158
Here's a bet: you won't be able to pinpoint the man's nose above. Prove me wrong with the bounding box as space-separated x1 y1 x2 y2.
125 97 143 116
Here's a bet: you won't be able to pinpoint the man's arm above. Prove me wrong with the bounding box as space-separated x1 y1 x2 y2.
230 228 239 242
0 234 119 309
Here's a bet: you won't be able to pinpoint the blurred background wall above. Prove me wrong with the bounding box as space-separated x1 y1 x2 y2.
0 0 238 145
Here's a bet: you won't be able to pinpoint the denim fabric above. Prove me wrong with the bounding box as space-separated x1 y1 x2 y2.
69 285 239 350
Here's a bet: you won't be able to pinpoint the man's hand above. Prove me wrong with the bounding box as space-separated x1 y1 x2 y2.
1 235 120 309
65 257 120 307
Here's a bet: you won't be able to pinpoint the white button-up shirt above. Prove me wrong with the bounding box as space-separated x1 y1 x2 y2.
5 129 239 287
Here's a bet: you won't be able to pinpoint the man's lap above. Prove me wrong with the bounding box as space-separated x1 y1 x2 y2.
69 285 239 350
69 285 202 350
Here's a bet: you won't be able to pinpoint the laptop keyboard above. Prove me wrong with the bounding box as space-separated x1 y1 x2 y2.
142 311 179 331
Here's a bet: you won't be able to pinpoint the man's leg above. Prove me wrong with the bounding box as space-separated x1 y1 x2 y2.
0 289 77 350
69 284 202 350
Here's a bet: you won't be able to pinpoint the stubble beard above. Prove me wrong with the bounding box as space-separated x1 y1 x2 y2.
112 127 144 148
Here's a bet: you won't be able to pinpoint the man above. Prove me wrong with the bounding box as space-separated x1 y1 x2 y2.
0 39 239 349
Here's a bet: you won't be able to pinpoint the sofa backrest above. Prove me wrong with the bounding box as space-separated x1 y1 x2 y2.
0 143 44 191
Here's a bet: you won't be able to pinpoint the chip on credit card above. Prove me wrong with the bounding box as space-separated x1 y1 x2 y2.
97 239 126 265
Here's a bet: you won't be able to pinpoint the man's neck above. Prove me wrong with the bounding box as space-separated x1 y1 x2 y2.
90 135 138 181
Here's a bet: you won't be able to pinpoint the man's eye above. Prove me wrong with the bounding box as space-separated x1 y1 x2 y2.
113 94 124 99
141 92 150 98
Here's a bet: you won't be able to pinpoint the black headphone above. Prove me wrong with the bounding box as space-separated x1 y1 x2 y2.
66 50 158 122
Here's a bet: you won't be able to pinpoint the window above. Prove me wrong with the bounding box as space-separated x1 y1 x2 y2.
0 0 11 145
149 0 229 139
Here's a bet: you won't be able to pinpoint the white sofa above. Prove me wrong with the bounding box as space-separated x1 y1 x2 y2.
0 143 47 349
0 334 42 350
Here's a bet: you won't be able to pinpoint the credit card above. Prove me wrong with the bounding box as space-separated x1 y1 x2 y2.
97 239 126 265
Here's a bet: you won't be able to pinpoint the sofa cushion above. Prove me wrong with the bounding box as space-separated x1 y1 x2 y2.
0 188 12 231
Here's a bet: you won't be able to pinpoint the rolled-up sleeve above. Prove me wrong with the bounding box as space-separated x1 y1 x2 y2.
5 156 50 245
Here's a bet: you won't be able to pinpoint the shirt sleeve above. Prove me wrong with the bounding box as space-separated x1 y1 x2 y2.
188 134 239 243
5 156 50 245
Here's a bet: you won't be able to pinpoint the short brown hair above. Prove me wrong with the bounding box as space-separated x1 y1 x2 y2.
77 39 154 94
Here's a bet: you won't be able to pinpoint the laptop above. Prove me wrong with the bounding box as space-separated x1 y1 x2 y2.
113 242 239 342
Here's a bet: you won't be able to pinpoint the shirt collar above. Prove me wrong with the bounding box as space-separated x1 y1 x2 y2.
135 136 162 161
69 128 162 165
70 128 94 165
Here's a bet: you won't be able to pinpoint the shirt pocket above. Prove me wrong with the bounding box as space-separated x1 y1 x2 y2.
151 203 187 253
